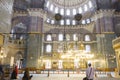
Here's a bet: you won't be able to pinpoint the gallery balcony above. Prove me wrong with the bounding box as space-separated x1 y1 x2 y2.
8 39 26 49
112 37 120 49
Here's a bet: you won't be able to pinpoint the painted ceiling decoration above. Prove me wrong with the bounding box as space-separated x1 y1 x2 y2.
0 0 14 33
51 0 89 7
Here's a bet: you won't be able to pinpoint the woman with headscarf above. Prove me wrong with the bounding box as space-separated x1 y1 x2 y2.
22 68 33 80
10 66 17 80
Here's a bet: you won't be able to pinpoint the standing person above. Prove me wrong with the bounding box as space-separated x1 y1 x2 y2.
15 66 18 77
22 68 33 80
0 65 4 80
85 63 94 80
10 66 17 80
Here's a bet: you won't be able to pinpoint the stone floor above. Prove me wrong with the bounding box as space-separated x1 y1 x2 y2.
4 71 120 80
16 72 120 80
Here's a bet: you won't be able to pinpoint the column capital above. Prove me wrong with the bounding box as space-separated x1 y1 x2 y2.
27 8 47 20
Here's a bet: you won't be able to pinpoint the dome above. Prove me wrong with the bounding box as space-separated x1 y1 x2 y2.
51 0 89 7
45 0 95 25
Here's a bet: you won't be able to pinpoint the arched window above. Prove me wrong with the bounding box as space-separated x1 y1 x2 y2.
46 18 50 23
58 60 63 69
60 9 64 15
85 45 91 52
14 35 16 39
57 43 63 53
45 60 51 69
51 20 55 24
46 34 52 41
88 1 92 8
72 20 76 25
66 34 70 41
86 19 90 24
46 44 52 53
66 9 70 15
46 1 50 8
20 36 23 40
84 5 88 11
11 29 14 33
10 29 14 38
73 9 77 15
78 7 82 13
73 34 78 41
55 7 59 13
58 34 63 41
82 20 86 24
85 35 90 41
50 4 54 11
66 19 70 25
60 20 64 25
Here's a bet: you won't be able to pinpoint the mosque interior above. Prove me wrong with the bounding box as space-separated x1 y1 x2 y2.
0 0 120 75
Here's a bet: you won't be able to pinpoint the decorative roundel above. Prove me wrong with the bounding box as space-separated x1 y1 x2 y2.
55 13 62 21
74 13 82 21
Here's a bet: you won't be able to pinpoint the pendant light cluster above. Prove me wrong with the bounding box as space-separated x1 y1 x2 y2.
55 13 82 22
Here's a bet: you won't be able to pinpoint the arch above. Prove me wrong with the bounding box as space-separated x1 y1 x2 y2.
85 45 91 52
10 22 27 39
46 34 52 41
50 4 54 11
55 7 59 13
66 19 70 25
58 34 63 41
15 51 23 60
12 16 30 28
78 7 82 13
60 20 64 25
73 9 77 15
73 34 78 41
85 34 91 41
15 51 23 69
66 9 70 15
84 4 88 11
46 44 52 53
66 34 70 41
72 20 76 25
88 1 93 8
60 8 64 15
46 1 50 8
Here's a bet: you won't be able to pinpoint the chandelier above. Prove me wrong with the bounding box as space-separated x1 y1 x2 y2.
59 39 94 59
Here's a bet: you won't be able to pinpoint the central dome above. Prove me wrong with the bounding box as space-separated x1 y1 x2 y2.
51 0 89 7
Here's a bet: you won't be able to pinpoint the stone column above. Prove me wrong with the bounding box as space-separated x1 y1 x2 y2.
104 34 116 68
25 9 46 68
25 17 43 68
94 9 115 33
26 33 42 68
